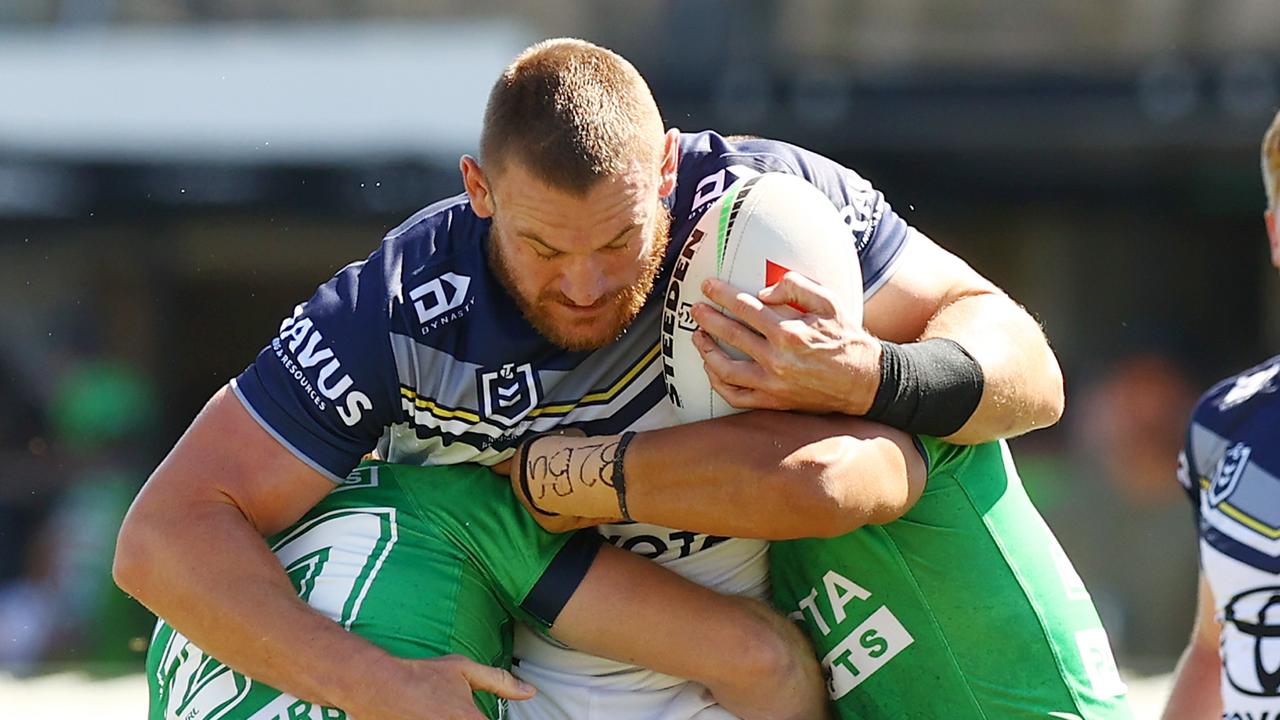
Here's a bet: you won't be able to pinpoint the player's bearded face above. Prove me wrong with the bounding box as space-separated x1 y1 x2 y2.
486 170 671 352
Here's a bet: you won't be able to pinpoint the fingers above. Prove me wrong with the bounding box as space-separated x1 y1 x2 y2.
703 362 785 411
692 330 771 389
455 657 537 701
757 271 839 317
691 303 772 362
693 331 787 410
699 278 785 339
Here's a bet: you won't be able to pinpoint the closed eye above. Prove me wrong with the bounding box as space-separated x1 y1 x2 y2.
605 225 638 250
524 238 562 259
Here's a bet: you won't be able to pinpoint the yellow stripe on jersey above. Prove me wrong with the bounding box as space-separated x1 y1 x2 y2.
529 342 661 417
399 388 482 423
1198 476 1280 538
399 341 661 425
1219 504 1280 539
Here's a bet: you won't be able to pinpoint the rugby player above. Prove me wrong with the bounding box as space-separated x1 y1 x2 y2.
115 38 1066 718
514 420 1134 717
148 461 826 720
1161 109 1280 719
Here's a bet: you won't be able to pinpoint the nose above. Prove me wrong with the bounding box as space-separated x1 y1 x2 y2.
558 255 609 307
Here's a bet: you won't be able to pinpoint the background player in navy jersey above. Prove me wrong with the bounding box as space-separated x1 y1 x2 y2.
115 38 1065 718
1162 110 1280 719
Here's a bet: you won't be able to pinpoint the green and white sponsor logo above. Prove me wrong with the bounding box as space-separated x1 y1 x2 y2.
155 509 397 719
788 569 914 700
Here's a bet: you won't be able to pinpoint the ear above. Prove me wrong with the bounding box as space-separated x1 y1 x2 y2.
1266 209 1279 270
657 129 680 198
460 155 495 218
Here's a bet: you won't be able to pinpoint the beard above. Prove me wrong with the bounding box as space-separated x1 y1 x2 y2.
489 203 671 352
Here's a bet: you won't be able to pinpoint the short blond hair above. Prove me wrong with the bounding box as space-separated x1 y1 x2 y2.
1263 109 1280 211
480 38 664 192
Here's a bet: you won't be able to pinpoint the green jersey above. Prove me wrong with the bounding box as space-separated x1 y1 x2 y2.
146 461 600 720
770 439 1134 719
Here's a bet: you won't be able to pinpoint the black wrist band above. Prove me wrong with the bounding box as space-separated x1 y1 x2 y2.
611 431 636 521
865 338 985 437
517 435 561 517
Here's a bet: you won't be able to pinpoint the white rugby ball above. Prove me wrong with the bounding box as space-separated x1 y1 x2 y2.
661 172 863 423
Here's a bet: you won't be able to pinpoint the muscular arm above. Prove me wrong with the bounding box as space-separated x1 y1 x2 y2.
1161 574 1223 719
696 233 1063 445
553 544 829 720
114 386 530 720
862 234 1064 444
512 410 926 539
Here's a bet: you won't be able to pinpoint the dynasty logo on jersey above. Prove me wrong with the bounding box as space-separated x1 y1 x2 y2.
409 272 474 333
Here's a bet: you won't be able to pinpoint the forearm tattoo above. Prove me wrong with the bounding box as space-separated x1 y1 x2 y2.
519 436 623 516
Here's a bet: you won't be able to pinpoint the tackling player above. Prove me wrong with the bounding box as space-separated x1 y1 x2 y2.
148 461 826 720
1161 109 1280 719
115 38 1066 717
510 371 1132 718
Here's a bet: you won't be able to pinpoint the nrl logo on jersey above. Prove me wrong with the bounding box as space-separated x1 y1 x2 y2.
479 363 540 427
1209 442 1252 506
408 272 474 334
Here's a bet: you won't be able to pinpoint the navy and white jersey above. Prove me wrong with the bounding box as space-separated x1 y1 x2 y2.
233 130 910 483
1179 354 1280 712
232 130 913 690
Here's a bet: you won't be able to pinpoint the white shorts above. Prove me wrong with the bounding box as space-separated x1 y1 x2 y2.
508 661 740 720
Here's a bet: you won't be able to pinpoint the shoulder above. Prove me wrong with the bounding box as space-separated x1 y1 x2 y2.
671 130 885 246
369 193 493 334
677 130 864 175
296 193 486 338
675 130 872 195
1185 355 1280 575
379 193 486 279
1184 353 1280 488
1190 354 1280 433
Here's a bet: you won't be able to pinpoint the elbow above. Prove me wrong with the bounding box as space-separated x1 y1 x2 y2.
113 494 177 607
112 512 154 601
704 599 827 720
734 640 820 720
1026 328 1066 432
1031 355 1066 432
780 436 912 539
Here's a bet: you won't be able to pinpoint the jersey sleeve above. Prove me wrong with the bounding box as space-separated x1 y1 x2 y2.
472 498 602 635
914 435 966 477
398 462 603 635
1177 430 1200 510
717 136 913 298
778 144 912 298
231 254 403 482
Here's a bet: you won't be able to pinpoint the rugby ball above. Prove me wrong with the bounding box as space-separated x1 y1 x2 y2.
661 172 863 423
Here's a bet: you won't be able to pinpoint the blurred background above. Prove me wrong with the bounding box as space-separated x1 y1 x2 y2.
3 0 1279 714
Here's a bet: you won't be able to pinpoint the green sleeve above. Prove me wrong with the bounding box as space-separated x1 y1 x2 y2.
386 462 602 635
914 435 967 477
